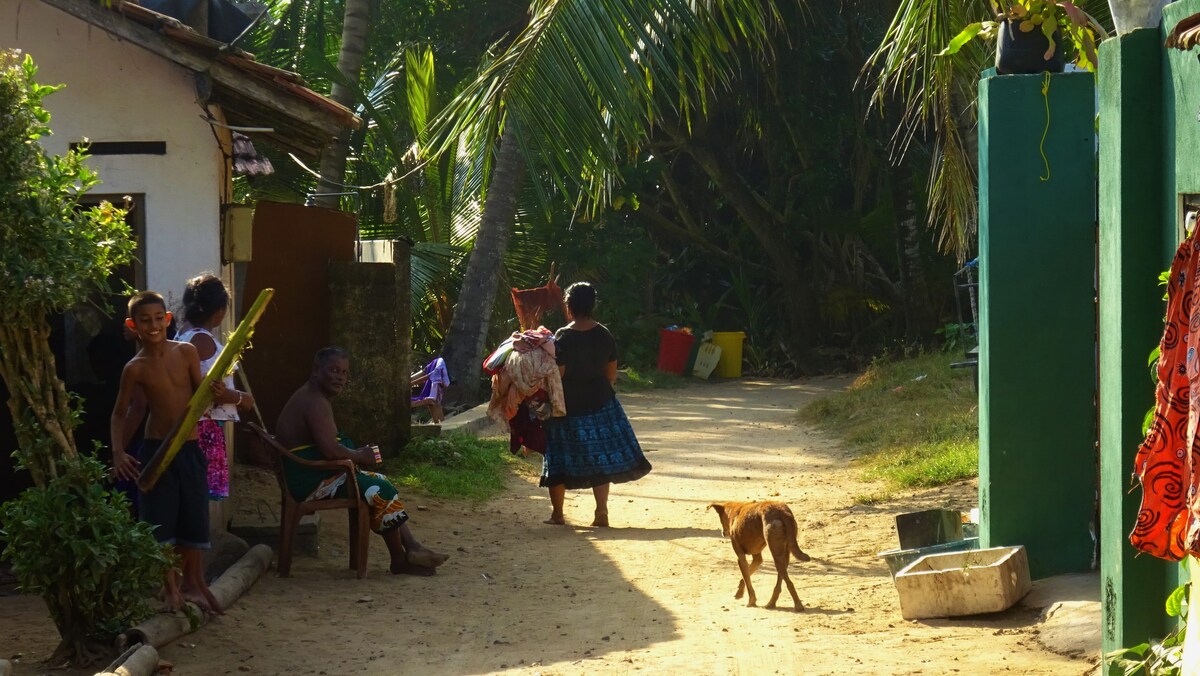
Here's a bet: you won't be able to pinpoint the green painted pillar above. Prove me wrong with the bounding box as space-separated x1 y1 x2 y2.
977 71 1097 580
1097 29 1170 657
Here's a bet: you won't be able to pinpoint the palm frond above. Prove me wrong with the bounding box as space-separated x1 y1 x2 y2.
429 0 783 211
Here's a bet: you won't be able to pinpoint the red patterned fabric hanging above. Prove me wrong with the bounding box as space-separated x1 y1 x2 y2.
1131 227 1200 560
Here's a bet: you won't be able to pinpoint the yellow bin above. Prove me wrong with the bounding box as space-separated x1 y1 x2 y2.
710 331 746 378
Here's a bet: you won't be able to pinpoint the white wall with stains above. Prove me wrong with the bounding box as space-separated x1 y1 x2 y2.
1 0 223 308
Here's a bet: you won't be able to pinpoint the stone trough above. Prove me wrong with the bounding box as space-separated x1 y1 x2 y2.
894 545 1031 620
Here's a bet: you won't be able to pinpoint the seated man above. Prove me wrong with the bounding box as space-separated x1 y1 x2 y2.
410 356 448 424
276 347 449 575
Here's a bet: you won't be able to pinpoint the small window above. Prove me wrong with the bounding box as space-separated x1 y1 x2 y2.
69 141 166 156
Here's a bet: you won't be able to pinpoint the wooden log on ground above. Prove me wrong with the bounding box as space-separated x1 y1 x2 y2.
117 544 273 650
117 612 193 653
210 543 272 610
94 643 160 676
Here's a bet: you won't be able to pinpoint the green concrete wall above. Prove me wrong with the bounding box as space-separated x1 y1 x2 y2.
1166 0 1200 223
977 71 1097 580
1097 28 1170 655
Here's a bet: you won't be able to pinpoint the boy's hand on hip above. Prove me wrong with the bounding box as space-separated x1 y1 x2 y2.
111 450 140 482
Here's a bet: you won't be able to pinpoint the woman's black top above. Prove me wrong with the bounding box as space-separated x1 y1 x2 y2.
554 323 617 416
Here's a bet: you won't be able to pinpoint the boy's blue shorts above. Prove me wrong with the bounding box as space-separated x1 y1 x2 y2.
139 440 210 549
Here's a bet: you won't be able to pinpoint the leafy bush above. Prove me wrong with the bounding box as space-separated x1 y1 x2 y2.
1 455 170 665
0 50 134 484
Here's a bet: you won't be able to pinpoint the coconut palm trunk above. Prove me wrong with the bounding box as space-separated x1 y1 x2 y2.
441 123 526 406
316 0 371 208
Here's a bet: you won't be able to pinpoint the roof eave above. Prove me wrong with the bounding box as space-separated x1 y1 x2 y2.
38 0 360 160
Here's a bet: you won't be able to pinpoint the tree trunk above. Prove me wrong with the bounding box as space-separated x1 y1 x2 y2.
676 138 812 363
892 166 933 339
0 321 78 487
441 123 527 407
315 0 372 209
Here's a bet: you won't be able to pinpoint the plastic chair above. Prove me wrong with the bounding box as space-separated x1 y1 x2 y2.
247 423 371 579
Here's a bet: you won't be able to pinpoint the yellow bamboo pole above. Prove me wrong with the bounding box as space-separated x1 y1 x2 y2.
137 288 274 492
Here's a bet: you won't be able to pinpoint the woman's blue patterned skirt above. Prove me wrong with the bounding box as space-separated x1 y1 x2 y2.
540 396 652 489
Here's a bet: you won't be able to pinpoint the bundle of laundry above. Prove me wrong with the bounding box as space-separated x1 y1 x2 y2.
485 327 565 454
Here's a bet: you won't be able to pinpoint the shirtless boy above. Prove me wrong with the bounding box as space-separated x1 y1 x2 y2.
276 347 448 575
110 291 223 613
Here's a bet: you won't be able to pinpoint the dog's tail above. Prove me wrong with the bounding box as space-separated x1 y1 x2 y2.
791 538 812 563
782 505 812 562
789 517 811 563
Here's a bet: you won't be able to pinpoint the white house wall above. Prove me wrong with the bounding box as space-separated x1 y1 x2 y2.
1 0 223 307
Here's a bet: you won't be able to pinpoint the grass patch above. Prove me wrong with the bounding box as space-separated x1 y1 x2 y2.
383 433 533 501
800 351 978 490
852 491 896 506
617 366 687 391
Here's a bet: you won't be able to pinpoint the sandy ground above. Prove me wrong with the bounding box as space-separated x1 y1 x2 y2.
0 377 1096 675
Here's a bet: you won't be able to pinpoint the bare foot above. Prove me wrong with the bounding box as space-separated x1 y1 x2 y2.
181 585 224 615
391 561 437 576
163 589 185 613
202 588 224 615
181 590 215 614
591 511 609 528
543 513 565 525
406 548 450 568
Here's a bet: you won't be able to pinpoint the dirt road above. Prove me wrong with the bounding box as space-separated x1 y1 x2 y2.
1 378 1093 675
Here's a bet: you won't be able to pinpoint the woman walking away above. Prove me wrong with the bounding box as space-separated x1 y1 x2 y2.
543 282 651 526
177 273 255 503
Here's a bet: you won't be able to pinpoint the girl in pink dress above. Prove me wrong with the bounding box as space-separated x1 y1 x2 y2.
178 274 255 500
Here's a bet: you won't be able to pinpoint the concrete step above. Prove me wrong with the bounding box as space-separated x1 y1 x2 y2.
438 402 504 437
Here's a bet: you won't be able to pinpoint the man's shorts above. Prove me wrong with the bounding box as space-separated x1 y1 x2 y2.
139 439 211 549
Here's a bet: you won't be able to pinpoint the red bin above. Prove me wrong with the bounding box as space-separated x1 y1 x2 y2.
657 329 696 375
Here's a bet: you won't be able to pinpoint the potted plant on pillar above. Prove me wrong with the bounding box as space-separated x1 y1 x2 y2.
941 0 1108 74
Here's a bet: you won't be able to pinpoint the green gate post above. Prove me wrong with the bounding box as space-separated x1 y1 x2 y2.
978 71 1097 580
1097 29 1169 657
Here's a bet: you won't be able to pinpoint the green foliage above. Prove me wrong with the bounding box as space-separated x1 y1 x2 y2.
0 51 134 326
384 433 528 501
865 0 1112 258
616 367 687 392
800 351 978 489
243 0 965 373
429 0 782 212
936 322 975 353
940 0 1107 71
1105 573 1189 676
0 53 155 666
0 455 170 647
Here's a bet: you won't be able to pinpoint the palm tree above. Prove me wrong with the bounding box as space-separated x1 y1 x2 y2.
861 0 1113 261
315 0 372 208
431 0 786 404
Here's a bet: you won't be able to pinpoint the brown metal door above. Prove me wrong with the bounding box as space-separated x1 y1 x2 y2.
238 201 357 435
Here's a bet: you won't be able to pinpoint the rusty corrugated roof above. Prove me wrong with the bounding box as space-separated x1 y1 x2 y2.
1166 12 1200 50
40 0 360 159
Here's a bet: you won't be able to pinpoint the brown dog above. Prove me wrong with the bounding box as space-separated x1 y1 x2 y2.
709 501 811 610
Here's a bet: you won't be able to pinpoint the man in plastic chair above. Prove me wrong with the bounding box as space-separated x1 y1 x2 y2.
411 357 448 424
276 347 449 575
